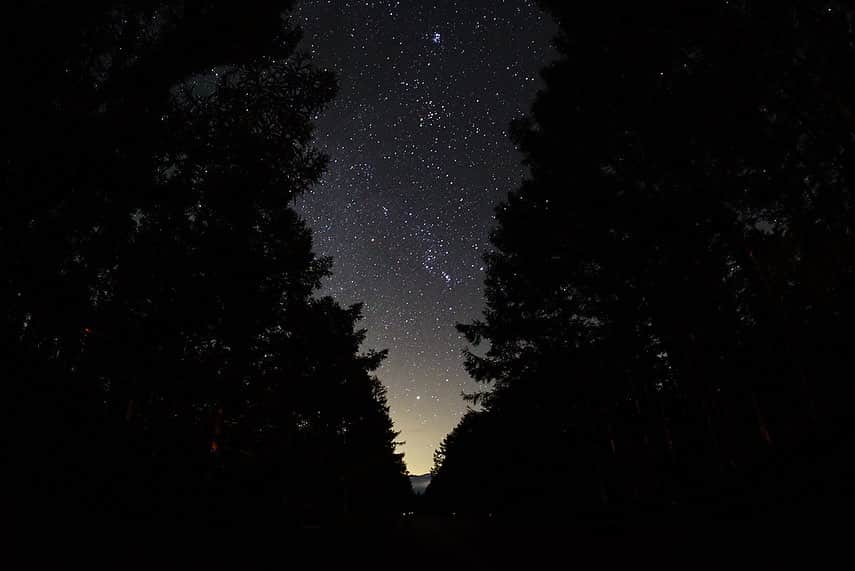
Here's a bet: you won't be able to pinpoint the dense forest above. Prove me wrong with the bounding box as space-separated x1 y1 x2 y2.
5 0 855 539
429 0 855 520
4 1 410 527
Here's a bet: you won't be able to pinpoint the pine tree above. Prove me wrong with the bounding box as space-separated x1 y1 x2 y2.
431 1 855 518
4 1 410 525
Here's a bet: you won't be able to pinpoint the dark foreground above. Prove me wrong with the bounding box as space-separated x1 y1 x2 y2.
11 503 849 568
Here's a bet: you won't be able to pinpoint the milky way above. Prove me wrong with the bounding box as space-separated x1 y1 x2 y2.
294 0 555 474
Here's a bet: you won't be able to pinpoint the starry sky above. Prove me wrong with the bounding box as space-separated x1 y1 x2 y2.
292 0 556 474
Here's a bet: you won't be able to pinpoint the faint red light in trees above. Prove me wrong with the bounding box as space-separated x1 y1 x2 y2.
759 422 773 446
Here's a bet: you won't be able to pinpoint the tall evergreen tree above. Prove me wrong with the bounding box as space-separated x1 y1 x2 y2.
431 1 855 518
4 1 409 525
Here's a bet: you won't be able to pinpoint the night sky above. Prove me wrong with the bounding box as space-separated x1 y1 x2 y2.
292 1 556 474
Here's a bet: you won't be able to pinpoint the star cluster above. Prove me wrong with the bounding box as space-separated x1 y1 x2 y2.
294 0 555 474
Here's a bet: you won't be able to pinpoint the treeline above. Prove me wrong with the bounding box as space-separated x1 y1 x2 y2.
3 1 410 526
429 1 855 519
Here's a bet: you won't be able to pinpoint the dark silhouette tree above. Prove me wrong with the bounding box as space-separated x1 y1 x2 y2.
4 1 409 526
431 1 855 519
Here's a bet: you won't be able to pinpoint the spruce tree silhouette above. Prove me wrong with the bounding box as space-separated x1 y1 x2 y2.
3 1 409 527
430 1 855 521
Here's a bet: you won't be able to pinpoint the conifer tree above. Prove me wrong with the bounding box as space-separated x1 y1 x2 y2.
431 1 855 517
4 1 410 525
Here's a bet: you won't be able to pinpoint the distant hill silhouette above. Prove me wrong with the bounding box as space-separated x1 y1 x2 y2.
409 474 432 495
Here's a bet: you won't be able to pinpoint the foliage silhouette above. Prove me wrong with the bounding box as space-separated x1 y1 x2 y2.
430 1 855 520
3 1 410 526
